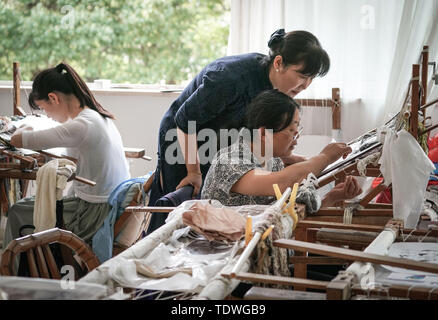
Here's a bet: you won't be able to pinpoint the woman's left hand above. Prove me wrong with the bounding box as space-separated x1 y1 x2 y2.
175 172 203 198
328 176 363 202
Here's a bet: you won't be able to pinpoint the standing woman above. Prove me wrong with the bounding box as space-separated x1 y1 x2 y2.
147 29 330 233
4 63 130 255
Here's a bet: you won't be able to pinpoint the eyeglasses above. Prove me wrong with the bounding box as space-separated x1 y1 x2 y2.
292 126 304 141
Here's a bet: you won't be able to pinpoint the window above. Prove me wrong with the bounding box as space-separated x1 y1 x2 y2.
0 0 230 85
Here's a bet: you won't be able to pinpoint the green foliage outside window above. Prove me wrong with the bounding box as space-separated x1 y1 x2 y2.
0 0 230 84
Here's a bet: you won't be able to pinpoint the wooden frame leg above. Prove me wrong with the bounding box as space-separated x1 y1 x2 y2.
293 226 308 290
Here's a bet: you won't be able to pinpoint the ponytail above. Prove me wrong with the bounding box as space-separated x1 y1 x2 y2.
29 62 115 119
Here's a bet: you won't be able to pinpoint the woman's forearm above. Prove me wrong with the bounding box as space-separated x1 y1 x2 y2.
176 127 201 174
10 133 23 148
276 154 330 192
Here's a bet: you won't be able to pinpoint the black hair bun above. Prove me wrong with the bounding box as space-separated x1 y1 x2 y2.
268 29 286 49
55 63 66 73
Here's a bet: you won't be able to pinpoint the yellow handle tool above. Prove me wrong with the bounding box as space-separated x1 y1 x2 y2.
245 216 253 246
272 183 299 230
288 183 299 230
273 184 287 211
261 225 275 241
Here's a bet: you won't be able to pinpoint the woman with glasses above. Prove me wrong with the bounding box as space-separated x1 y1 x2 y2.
147 29 331 233
201 89 362 207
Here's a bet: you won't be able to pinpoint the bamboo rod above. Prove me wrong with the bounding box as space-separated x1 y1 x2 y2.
419 97 438 111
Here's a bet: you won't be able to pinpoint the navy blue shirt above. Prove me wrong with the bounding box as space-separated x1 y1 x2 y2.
151 53 272 202
159 53 272 143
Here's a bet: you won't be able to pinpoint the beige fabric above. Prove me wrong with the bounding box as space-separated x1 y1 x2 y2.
182 202 246 242
33 159 76 232
135 260 192 279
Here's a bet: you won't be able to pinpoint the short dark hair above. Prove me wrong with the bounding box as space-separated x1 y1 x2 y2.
266 29 330 78
245 89 300 134
29 62 114 119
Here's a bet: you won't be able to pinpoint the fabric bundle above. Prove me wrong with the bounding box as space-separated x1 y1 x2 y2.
33 159 76 232
182 202 246 242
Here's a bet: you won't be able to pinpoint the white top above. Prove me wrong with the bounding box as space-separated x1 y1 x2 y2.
22 108 130 203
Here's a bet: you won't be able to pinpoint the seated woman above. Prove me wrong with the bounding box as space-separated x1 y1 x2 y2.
201 89 362 210
4 63 130 254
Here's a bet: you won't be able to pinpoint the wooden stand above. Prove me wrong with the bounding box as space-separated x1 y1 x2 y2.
295 87 341 131
222 220 438 300
292 46 435 285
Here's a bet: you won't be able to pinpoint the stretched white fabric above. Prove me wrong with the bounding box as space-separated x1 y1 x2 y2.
378 129 435 228
33 159 76 232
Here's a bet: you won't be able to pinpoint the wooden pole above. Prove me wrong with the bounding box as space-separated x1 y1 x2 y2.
275 239 438 274
421 46 429 123
12 62 25 116
410 64 420 139
331 88 341 130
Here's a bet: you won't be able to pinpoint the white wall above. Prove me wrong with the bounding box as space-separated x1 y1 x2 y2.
0 85 179 178
2 79 438 178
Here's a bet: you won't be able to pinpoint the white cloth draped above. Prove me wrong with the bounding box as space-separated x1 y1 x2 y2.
378 129 435 228
33 159 76 232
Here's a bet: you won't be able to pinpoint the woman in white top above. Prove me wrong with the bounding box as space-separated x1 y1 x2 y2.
4 63 130 254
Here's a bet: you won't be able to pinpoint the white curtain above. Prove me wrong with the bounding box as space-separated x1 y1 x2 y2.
383 0 438 124
228 0 438 143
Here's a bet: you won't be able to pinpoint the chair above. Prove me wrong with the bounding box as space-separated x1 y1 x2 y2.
112 173 155 256
110 177 195 255
0 228 99 280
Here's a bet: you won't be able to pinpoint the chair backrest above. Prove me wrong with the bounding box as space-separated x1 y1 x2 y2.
154 185 195 207
113 173 154 240
145 185 196 235
0 228 100 279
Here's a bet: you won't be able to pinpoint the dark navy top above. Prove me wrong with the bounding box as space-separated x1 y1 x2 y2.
159 53 272 145
150 52 273 208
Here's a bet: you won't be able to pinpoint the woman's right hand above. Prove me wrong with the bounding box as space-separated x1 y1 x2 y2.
175 172 203 198
319 143 352 164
